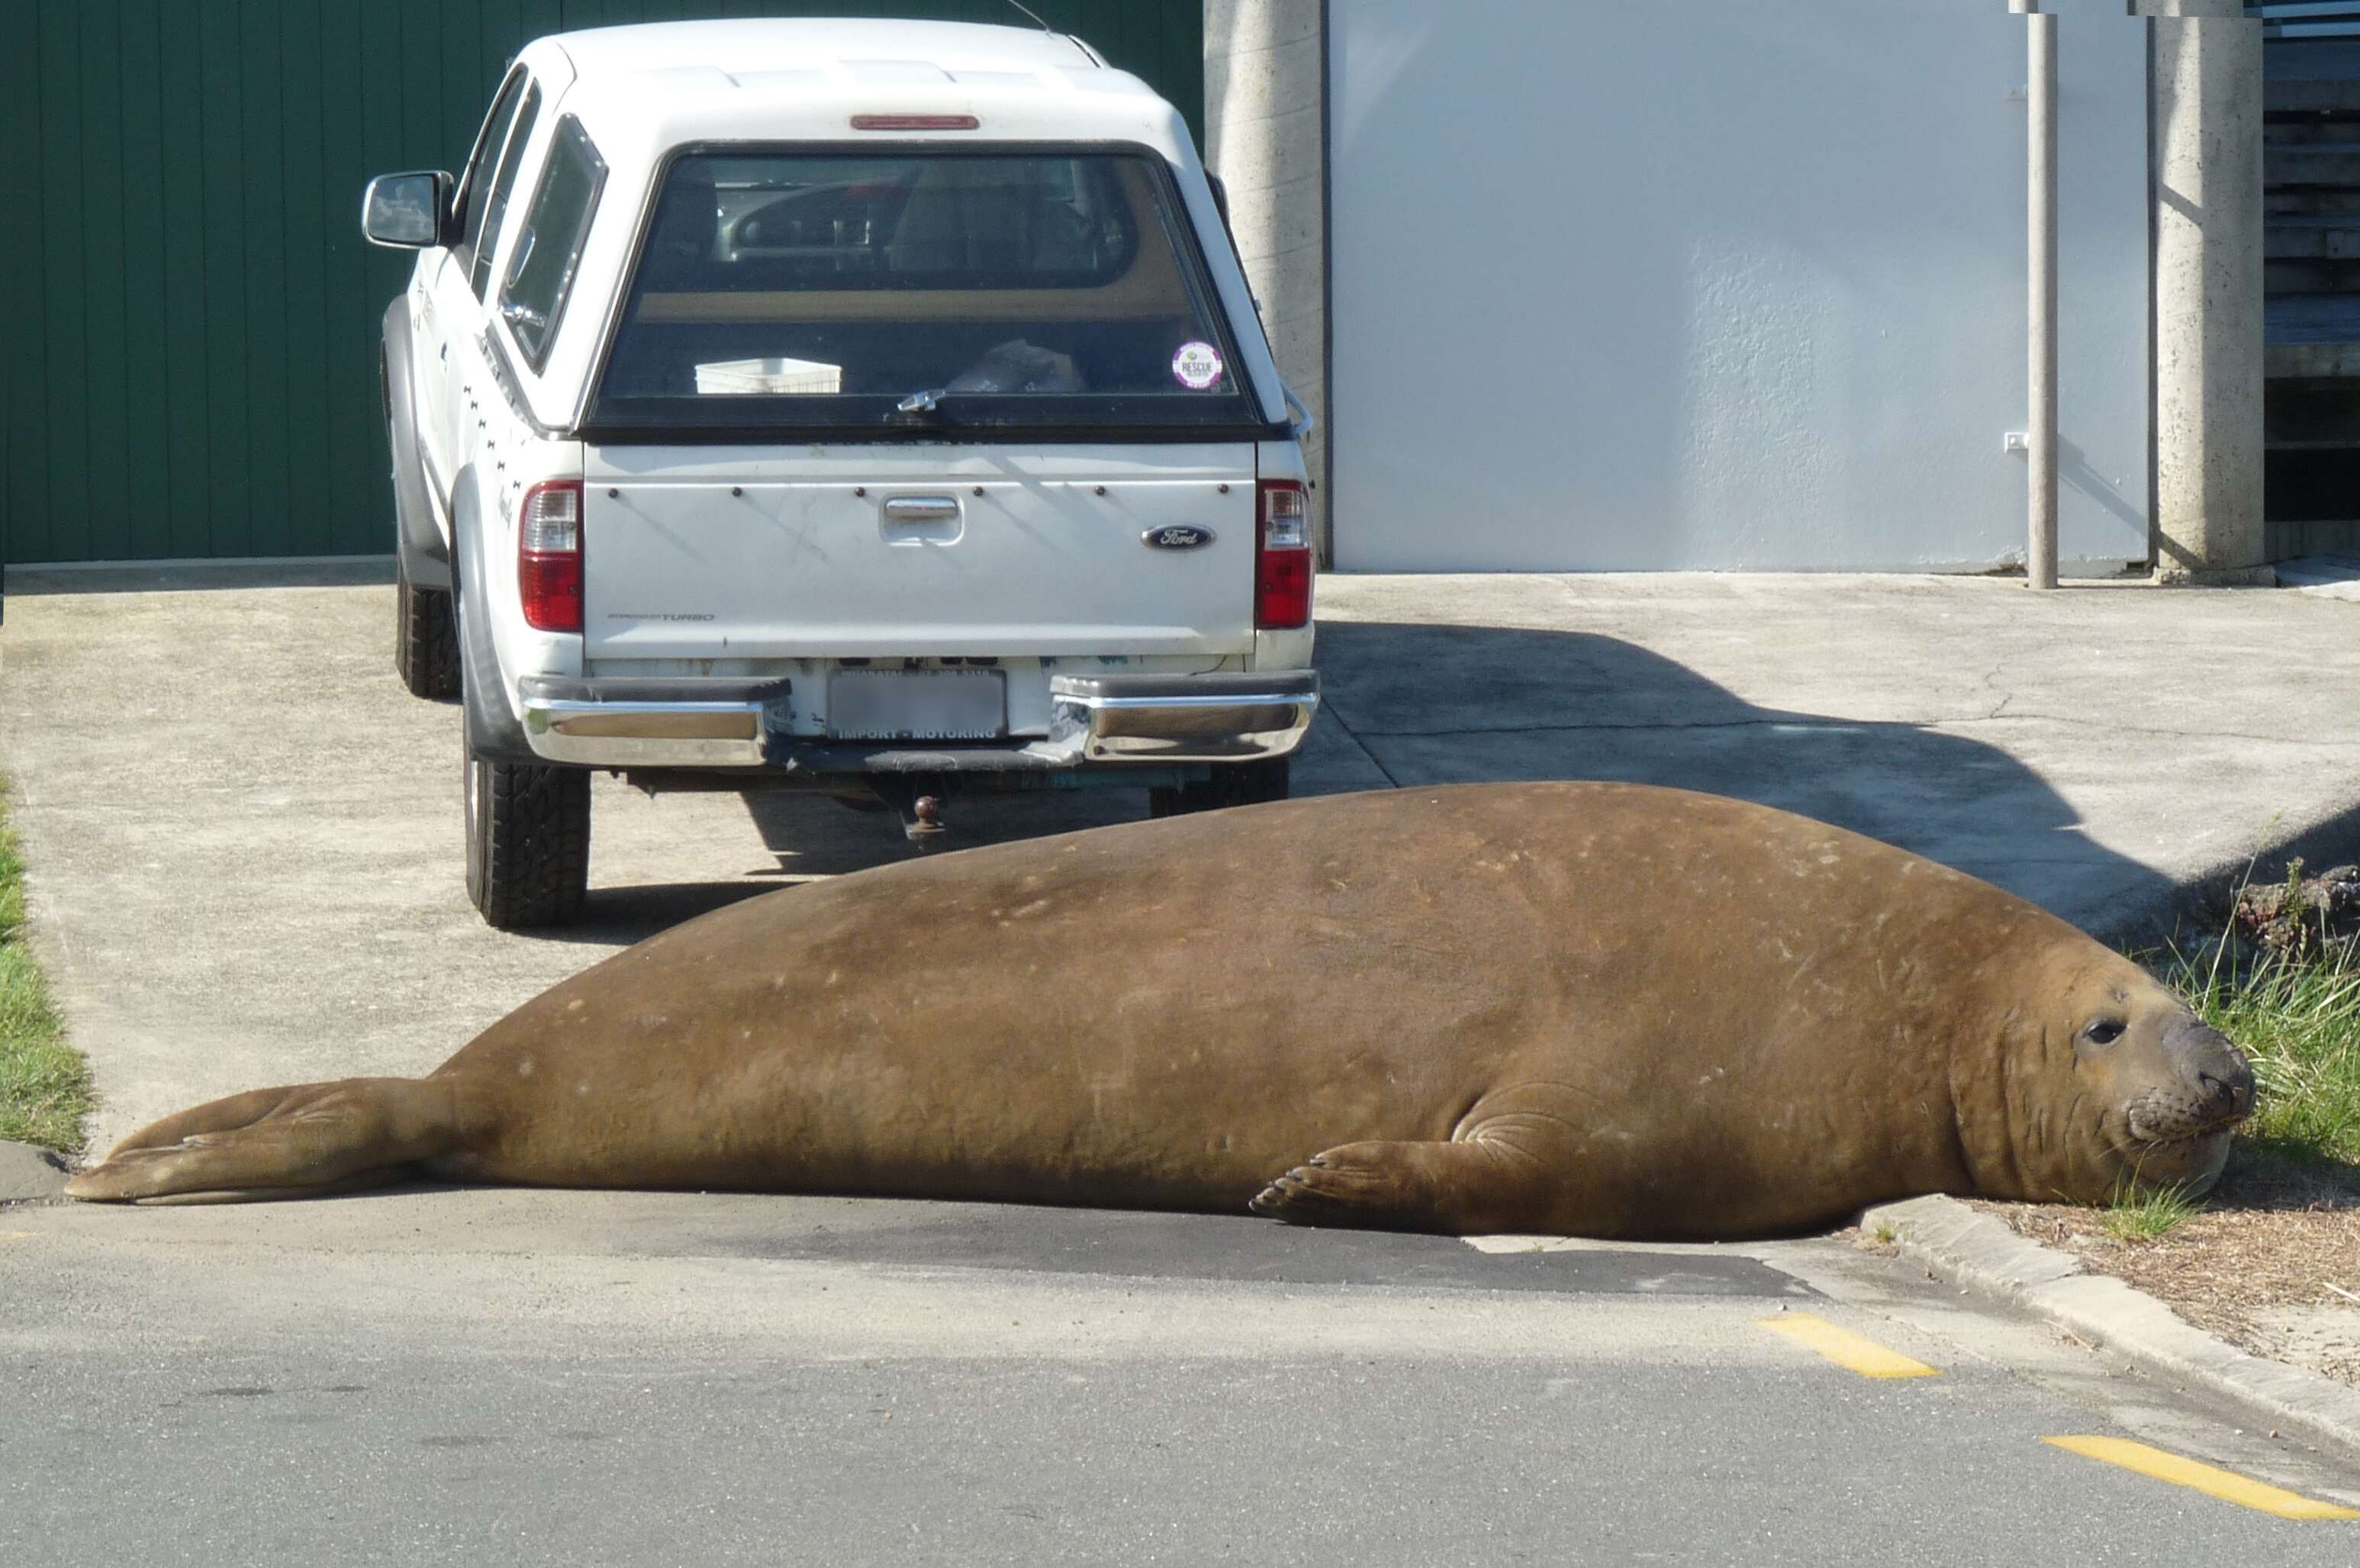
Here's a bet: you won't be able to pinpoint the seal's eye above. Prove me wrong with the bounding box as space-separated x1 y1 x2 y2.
2082 1019 2126 1046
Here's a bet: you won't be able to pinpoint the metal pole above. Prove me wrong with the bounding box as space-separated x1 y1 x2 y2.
2028 11 2059 589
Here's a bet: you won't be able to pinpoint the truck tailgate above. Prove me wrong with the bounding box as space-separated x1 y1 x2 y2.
580 444 1260 660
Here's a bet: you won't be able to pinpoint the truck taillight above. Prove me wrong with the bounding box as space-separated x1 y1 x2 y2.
1254 479 1312 629
518 480 583 633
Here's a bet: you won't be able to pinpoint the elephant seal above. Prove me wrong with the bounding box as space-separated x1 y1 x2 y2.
66 784 2255 1238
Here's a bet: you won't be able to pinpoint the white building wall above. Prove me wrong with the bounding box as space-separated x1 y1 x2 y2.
1325 0 2151 572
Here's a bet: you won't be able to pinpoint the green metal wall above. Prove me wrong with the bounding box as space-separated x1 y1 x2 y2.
1 0 1205 565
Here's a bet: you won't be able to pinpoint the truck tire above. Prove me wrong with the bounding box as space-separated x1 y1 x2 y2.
464 738 591 929
395 554 460 700
1148 758 1290 819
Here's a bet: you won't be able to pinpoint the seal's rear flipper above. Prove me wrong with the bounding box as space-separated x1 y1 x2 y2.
1248 1136 1557 1235
64 1078 460 1205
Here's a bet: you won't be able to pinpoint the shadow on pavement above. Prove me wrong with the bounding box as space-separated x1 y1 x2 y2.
509 619 2189 940
2212 1144 2360 1212
555 882 782 946
732 776 1151 877
1315 620 2179 927
552 788 1154 947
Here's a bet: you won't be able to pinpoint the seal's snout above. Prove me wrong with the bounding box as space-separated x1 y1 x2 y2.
2166 1018 2255 1126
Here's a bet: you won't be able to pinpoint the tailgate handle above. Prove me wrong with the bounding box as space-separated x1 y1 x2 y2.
884 496 961 523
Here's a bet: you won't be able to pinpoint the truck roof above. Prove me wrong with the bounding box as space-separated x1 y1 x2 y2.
523 18 1182 161
546 18 1103 81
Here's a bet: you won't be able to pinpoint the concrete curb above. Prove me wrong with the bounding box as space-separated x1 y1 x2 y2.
0 1140 69 1203
1862 1194 2360 1459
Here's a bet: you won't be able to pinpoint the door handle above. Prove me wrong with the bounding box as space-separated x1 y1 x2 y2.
882 496 961 523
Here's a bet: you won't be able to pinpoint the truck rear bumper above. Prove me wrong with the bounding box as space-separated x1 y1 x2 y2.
1042 671 1318 763
516 671 1318 771
518 676 791 768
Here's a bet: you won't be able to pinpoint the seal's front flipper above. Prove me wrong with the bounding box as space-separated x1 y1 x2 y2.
1249 1135 1557 1235
64 1078 460 1205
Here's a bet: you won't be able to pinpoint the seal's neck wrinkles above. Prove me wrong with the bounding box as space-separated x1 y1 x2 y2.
1946 1003 2041 1200
1928 910 2110 1204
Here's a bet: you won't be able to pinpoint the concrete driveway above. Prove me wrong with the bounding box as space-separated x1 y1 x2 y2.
8 562 2360 1154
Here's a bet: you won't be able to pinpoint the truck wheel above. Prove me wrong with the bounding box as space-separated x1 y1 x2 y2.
463 739 591 929
395 555 461 699
1148 758 1291 818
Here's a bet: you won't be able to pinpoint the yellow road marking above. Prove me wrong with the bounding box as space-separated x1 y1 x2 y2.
2046 1437 2359 1520
1757 1312 1940 1379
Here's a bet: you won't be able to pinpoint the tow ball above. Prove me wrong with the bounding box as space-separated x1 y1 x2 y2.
869 776 953 845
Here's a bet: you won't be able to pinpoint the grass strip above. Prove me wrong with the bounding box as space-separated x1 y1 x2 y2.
2168 942 2360 1174
0 779 90 1151
2099 1180 2206 1244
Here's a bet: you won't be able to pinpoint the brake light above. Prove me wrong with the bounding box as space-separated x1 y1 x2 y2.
1254 480 1312 629
518 480 583 633
850 114 980 131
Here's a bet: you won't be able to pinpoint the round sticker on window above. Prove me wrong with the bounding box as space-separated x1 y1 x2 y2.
1171 341 1225 391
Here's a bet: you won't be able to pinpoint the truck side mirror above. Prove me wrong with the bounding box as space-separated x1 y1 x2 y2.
362 171 456 250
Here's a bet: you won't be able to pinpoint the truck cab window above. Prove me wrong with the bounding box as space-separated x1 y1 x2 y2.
454 66 529 259
470 83 543 300
499 118 607 370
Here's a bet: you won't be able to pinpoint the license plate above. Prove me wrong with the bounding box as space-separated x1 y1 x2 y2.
826 668 1006 741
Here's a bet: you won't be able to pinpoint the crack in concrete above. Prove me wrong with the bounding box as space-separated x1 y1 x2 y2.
1319 705 1402 787
1341 714 2360 749
1340 716 1908 740
1983 664 2015 721
1954 715 2360 748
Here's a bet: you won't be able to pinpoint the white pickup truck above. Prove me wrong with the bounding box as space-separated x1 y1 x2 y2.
362 18 1319 929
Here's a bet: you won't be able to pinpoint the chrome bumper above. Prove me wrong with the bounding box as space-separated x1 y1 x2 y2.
1042 671 1319 763
516 670 1318 771
519 676 787 768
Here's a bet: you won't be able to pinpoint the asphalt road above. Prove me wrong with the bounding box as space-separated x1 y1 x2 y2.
5 1190 2358 1565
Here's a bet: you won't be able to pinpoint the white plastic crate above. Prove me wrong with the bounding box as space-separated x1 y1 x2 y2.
694 356 842 395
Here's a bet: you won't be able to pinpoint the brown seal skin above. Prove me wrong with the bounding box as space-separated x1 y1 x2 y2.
65 784 2256 1238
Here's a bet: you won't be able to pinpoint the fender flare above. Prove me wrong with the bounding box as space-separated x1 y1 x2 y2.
453 478 538 765
381 297 451 591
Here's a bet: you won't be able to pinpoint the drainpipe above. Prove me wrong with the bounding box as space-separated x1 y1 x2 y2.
2143 0 2270 584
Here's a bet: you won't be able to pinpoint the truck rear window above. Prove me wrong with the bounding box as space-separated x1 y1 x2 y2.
588 149 1261 434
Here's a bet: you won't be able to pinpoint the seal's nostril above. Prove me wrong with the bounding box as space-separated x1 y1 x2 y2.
2198 1068 2252 1112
